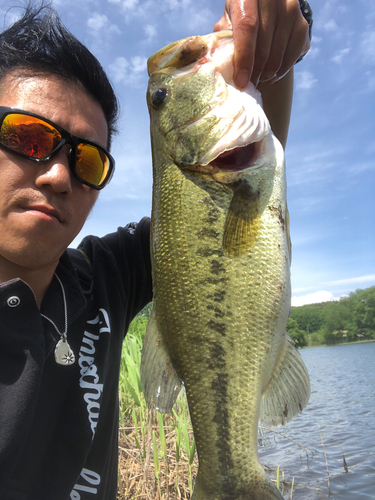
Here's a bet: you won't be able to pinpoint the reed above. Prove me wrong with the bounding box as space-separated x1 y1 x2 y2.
118 310 198 498
276 465 280 490
319 426 331 494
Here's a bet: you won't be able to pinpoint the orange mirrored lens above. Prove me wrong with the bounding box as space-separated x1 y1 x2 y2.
75 143 109 187
0 114 62 158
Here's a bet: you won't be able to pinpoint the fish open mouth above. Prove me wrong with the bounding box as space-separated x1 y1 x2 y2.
209 141 260 172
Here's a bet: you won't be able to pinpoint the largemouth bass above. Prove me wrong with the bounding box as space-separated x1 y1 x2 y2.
141 30 310 500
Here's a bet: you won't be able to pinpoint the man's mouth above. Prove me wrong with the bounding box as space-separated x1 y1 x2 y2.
25 204 62 223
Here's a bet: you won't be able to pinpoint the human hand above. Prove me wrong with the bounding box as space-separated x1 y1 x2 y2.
214 0 311 88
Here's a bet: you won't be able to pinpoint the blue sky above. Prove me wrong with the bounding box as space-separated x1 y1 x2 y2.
3 0 374 306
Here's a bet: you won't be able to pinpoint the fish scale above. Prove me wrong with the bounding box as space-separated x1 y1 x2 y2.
141 30 310 500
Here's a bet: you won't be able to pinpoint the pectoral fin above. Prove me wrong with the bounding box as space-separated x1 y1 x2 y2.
259 333 310 427
223 180 261 257
140 308 183 413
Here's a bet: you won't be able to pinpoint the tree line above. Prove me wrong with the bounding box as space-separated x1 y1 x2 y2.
286 286 375 348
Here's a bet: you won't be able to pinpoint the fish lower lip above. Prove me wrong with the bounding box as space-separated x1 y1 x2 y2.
209 142 258 171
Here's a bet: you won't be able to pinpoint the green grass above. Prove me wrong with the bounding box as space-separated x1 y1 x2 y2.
118 307 197 498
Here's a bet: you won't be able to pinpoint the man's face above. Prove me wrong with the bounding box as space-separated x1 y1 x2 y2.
0 72 109 273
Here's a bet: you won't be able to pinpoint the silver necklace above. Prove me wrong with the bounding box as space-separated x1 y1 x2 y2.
41 273 75 366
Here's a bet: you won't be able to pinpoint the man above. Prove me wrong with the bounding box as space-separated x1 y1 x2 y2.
0 2 311 499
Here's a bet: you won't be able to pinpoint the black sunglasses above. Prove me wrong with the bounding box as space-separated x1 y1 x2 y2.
0 106 115 190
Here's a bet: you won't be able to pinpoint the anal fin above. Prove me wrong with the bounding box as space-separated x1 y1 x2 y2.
140 308 183 413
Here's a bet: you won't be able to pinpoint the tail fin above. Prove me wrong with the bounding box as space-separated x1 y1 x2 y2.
191 470 284 500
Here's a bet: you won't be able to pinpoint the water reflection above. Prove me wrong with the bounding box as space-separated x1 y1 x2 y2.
259 342 375 499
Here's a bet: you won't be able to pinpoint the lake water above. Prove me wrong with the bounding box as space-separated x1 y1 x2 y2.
259 342 375 499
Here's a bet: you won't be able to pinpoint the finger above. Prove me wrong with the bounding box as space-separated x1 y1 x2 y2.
250 0 278 86
275 16 310 79
258 0 310 84
258 15 296 83
230 0 260 88
214 10 232 32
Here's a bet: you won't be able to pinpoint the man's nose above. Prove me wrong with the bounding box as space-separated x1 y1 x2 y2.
34 147 73 194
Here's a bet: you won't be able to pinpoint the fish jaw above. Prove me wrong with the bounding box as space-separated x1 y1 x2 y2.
147 29 233 76
147 30 271 180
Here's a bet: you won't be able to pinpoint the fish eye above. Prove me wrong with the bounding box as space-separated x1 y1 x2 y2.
151 88 169 108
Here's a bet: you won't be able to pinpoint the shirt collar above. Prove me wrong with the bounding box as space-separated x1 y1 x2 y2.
40 250 88 328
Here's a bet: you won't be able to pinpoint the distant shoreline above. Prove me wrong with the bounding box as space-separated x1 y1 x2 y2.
300 339 375 349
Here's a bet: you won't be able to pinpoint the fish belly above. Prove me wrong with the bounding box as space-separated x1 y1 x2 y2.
151 157 288 499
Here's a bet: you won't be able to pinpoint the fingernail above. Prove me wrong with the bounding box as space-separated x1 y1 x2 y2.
235 69 250 89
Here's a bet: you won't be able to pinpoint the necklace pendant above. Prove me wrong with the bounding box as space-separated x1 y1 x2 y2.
54 338 75 366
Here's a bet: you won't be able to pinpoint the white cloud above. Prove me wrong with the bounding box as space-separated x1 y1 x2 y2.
87 12 121 34
306 46 320 59
106 0 212 30
331 47 350 64
292 291 341 307
162 0 191 10
144 24 157 41
0 8 22 28
337 5 348 14
185 8 214 31
109 55 147 85
87 12 108 30
363 1 375 22
291 277 375 307
108 0 143 16
360 69 375 93
347 160 375 175
292 286 316 293
106 0 151 23
295 70 317 90
120 0 139 9
361 31 375 62
110 56 129 83
131 55 148 73
323 274 375 286
324 19 338 32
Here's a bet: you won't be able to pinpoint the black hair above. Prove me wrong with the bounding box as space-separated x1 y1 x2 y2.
0 2 119 148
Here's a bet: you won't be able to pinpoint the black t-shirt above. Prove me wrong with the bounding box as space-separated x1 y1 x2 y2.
0 218 152 500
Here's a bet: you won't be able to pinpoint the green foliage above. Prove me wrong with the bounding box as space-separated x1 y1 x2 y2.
308 330 324 347
126 303 152 341
286 318 307 347
290 304 324 334
348 287 375 338
321 300 351 345
290 286 375 347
